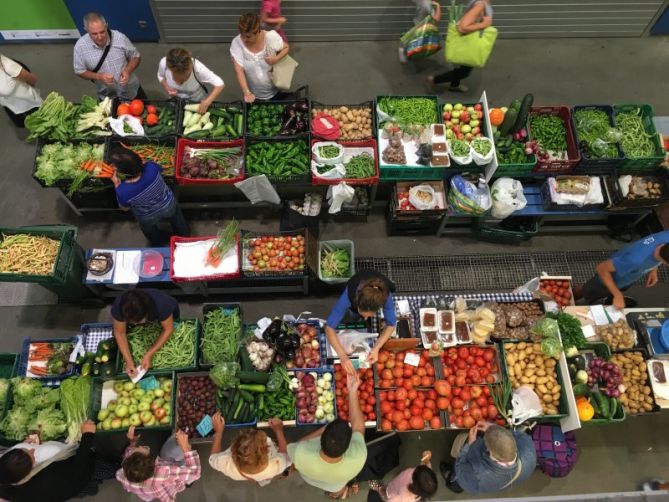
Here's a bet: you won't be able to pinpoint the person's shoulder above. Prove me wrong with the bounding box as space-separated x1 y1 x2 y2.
230 35 243 48
73 34 91 50
111 29 132 42
513 431 535 450
265 30 283 44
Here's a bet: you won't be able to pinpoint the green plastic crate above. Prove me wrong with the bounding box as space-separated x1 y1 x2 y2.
0 353 18 379
0 225 79 285
614 104 664 171
87 371 176 435
494 118 537 177
473 219 538 243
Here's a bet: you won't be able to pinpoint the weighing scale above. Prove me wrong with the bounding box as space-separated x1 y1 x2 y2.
626 309 669 358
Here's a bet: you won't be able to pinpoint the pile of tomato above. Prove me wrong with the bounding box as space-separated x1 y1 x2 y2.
245 234 305 273
333 365 376 422
116 99 160 127
434 380 505 428
441 345 499 386
378 388 443 431
375 350 437 390
539 279 573 307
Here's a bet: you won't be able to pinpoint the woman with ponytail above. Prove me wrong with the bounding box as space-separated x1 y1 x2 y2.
325 271 397 375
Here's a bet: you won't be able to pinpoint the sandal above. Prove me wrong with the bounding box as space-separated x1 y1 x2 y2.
368 480 384 492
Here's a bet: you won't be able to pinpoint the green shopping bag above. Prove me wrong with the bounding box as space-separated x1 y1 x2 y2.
445 22 498 68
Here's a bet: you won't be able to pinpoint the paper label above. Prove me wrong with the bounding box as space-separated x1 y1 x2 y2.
131 368 148 385
582 324 597 340
357 353 368 369
590 305 610 325
196 415 213 437
404 352 420 367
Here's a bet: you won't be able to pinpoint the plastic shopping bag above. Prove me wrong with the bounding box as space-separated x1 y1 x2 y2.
109 115 144 136
445 22 498 68
327 182 355 214
409 184 437 210
510 386 543 426
311 161 346 180
400 14 442 60
491 178 528 219
234 175 281 205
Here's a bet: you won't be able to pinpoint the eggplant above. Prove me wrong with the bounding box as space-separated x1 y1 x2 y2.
295 101 309 114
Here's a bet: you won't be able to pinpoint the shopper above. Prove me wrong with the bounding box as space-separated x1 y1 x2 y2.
0 421 97 502
73 12 145 100
111 288 180 376
369 450 438 501
325 271 397 375
0 55 42 127
157 48 224 113
288 372 367 500
426 0 493 92
574 231 669 309
230 12 291 103
109 146 190 247
209 412 291 486
440 421 536 494
117 427 201 502
260 0 288 42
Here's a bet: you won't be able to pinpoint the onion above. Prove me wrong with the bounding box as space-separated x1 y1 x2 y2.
302 334 312 344
296 398 307 408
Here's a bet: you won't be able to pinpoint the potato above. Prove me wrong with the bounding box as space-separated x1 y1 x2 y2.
542 394 553 403
537 384 548 395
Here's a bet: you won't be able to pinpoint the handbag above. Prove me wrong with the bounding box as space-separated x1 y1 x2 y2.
270 55 298 91
400 14 442 60
445 22 497 68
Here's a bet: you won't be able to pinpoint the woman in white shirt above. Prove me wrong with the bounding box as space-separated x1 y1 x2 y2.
230 12 290 103
0 55 42 127
209 412 291 486
157 48 224 114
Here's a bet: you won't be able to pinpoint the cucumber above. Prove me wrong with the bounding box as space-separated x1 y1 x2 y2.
510 99 521 111
239 346 253 372
608 396 618 419
498 108 518 136
238 371 270 384
510 93 534 134
592 392 608 419
238 389 255 403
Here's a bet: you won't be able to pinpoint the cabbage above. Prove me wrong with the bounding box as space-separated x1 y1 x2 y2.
28 407 67 441
11 377 42 402
0 407 30 440
531 318 559 339
30 387 61 411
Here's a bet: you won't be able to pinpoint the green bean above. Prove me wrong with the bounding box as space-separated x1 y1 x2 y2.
201 308 240 364
344 153 375 178
573 109 618 159
615 108 657 159
530 115 567 152
378 97 437 126
450 139 471 157
126 321 196 369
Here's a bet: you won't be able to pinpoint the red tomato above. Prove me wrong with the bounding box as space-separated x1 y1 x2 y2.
463 416 476 428
434 380 451 397
447 375 456 385
129 99 144 116
116 103 131 115
455 375 467 387
394 378 404 388
381 401 393 414
395 400 406 411
391 411 404 423
368 411 376 421
458 347 469 359
421 376 432 387
452 398 465 409
424 399 436 410
379 391 388 401
476 396 488 408
403 380 414 391
395 388 407 400
403 408 411 419
488 405 498 419
411 375 422 386
460 388 471 402
407 389 418 400
456 360 466 370
410 405 422 416
397 420 410 432
470 407 482 421
475 357 486 367
422 408 434 420
409 416 425 430
430 416 441 429
427 389 437 400
437 397 450 410
455 416 464 428
403 368 413 378
381 369 393 380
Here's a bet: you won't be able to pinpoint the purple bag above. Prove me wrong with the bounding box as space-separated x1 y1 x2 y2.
531 425 577 478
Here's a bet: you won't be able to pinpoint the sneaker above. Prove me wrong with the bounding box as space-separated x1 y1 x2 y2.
398 47 408 63
439 461 451 482
448 83 469 93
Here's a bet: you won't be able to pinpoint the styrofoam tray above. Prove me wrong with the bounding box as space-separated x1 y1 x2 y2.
378 133 423 167
173 239 239 279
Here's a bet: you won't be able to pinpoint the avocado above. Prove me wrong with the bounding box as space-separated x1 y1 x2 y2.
572 383 590 397
573 355 587 371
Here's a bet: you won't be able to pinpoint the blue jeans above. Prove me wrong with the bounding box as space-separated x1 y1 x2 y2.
136 202 190 247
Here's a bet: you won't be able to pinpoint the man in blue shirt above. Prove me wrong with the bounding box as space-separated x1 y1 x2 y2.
110 147 190 246
575 231 669 309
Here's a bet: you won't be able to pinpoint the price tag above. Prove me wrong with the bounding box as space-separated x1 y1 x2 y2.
357 353 369 369
137 374 158 389
196 415 213 437
404 352 420 367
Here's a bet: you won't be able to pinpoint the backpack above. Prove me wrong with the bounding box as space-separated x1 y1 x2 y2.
531 424 577 478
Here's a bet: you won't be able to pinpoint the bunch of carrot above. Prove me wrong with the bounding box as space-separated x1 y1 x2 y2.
29 342 54 361
120 143 175 176
80 159 115 178
28 366 49 376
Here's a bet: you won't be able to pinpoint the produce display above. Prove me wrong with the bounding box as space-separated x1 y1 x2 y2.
311 105 374 139
450 139 471 157
291 371 335 424
218 385 261 425
0 234 60 276
539 278 573 307
546 312 586 350
115 99 177 137
119 143 176 177
596 320 636 350
74 96 113 138
0 379 8 416
318 145 341 159
320 244 352 279
0 378 66 440
573 108 620 159
504 342 562 416
441 345 500 385
374 349 437 389
176 375 217 438
377 97 437 126
76 337 117 378
454 304 497 344
443 102 485 142
34 142 105 195
244 339 275 371
529 114 568 163
344 153 376 179
471 137 492 156
334 365 376 422
397 186 442 211
246 140 309 177
181 103 243 138
243 233 306 274
94 377 173 430
585 357 623 398
610 352 656 414
263 320 321 369
179 145 243 180
381 132 407 165
247 101 309 137
201 307 241 365
25 341 73 378
493 96 537 164
614 108 657 159
60 376 92 441
378 387 443 431
444 383 505 429
126 321 197 370
258 365 295 422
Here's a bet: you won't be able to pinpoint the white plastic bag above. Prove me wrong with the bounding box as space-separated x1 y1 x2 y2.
510 386 543 426
471 138 495 166
408 184 437 210
513 277 540 295
336 330 378 356
491 178 527 219
234 175 281 205
327 182 355 214
311 161 346 180
109 115 144 136
312 142 344 165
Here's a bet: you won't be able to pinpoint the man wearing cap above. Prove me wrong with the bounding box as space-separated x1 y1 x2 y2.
440 421 536 493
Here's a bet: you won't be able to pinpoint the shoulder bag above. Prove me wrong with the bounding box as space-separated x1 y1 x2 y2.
270 54 298 91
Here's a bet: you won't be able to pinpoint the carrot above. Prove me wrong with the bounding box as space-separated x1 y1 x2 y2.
28 366 49 376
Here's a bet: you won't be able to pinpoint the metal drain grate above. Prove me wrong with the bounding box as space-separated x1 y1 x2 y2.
355 250 669 293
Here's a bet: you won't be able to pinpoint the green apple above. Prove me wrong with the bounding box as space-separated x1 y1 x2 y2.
151 398 165 411
461 124 472 134
466 106 475 113
122 419 130 428
129 404 138 415
132 389 145 400
102 418 112 431
139 411 153 424
145 390 155 400
454 103 464 111
107 400 117 412
163 404 171 415
120 391 130 398
113 382 125 394
123 381 135 392
451 110 461 119
130 398 138 406
97 409 110 421
445 129 455 139
161 380 173 393
153 389 165 399
110 418 122 429
138 401 151 412
159 415 171 425
470 120 480 128
116 404 129 418
145 416 156 427
129 413 142 427
444 103 453 112
120 397 131 407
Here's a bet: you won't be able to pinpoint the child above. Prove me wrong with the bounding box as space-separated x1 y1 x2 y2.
260 0 287 42
370 451 438 501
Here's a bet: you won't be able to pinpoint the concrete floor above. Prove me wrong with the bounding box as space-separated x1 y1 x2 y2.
0 36 668 501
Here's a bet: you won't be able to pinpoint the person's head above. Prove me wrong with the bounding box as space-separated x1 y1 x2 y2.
0 449 34 485
356 278 389 319
484 424 517 464
408 465 438 500
231 429 269 474
109 146 144 178
120 289 152 323
83 12 109 47
165 48 193 84
121 447 155 483
238 13 261 44
320 419 352 459
657 244 669 264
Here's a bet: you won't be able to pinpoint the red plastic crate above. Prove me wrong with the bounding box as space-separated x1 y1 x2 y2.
311 139 379 186
175 138 245 186
169 234 241 283
529 106 580 174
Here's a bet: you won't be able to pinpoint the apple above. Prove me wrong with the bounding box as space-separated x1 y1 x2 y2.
452 118 460 125
140 395 153 404
445 121 454 130
163 404 171 415
461 124 472 134
107 400 117 412
138 402 151 412
153 389 165 399
113 382 124 394
470 119 480 128
97 409 110 421
474 103 483 111
132 389 145 400
122 419 130 428
444 103 453 112
120 391 130 398
451 110 461 119
443 111 451 121
102 418 112 431
501 106 508 113
161 380 173 393
123 382 135 392
159 416 171 425
457 133 465 140
465 133 473 141
131 398 138 406
454 103 464 111
111 418 123 429
129 413 142 427
151 399 165 411
120 397 131 407
466 106 475 113
385 359 395 369
145 416 156 427
445 129 454 139
460 111 469 123
154 408 167 420
129 404 138 414
472 127 481 135
116 405 129 418
145 391 155 400
140 411 153 424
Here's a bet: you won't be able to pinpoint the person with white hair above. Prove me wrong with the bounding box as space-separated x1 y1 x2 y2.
73 12 145 100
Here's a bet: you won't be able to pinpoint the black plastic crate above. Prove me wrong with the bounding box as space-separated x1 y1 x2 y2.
541 179 608 211
386 203 442 236
179 100 244 140
245 97 310 140
32 138 107 189
603 169 669 209
571 105 625 172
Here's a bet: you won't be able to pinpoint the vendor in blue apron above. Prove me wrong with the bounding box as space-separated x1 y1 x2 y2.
111 288 180 377
325 271 397 375
574 231 669 309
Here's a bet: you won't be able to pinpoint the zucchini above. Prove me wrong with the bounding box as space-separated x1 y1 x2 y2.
498 108 518 136
608 396 618 419
592 392 609 419
510 93 534 134
238 371 270 385
239 346 253 372
510 99 521 111
238 389 255 402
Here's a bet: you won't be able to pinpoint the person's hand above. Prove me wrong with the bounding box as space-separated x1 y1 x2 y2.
111 171 121 188
481 15 493 28
476 420 491 432
420 450 432 465
269 417 284 432
126 361 137 378
264 55 278 66
165 85 178 97
140 353 153 373
467 423 479 444
175 430 191 453
25 434 40 445
646 269 659 288
243 91 256 104
277 16 287 26
366 348 379 366
127 425 140 443
612 292 626 310
99 73 114 85
81 420 96 434
197 100 211 115
346 371 360 395
341 356 356 377
119 69 130 86
212 412 225 434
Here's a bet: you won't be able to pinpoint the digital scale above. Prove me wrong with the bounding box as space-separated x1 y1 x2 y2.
626 309 669 358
